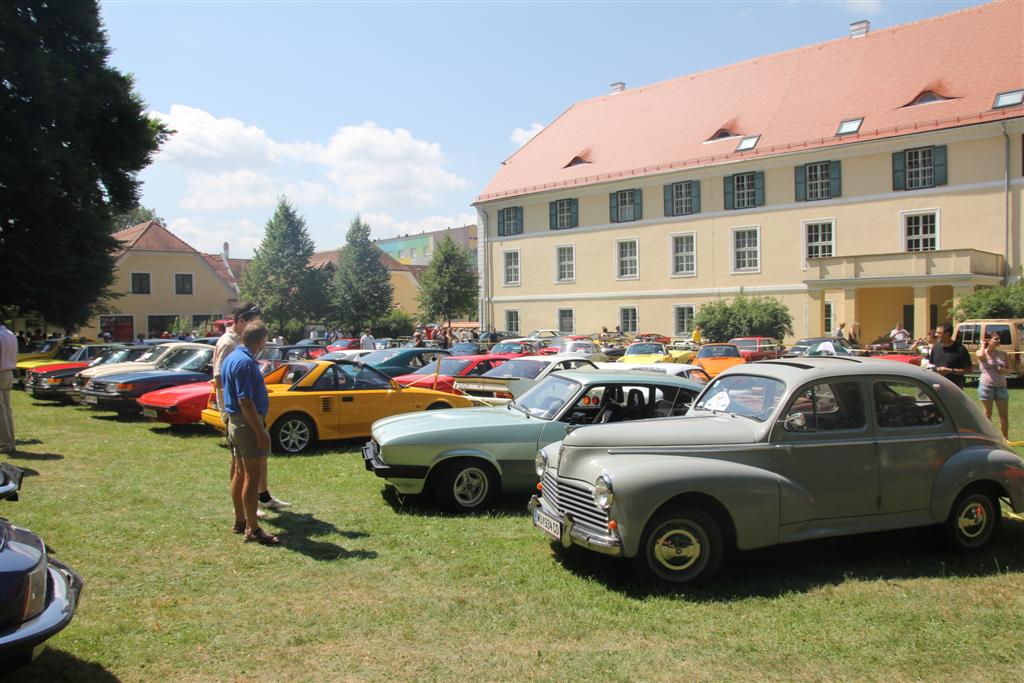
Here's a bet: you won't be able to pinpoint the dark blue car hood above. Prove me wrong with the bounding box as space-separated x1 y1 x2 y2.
97 368 211 386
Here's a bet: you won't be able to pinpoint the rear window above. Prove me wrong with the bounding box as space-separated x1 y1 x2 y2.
985 324 1012 345
483 359 546 379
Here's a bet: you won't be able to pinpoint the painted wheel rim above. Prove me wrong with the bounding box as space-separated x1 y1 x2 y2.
652 523 704 573
453 467 488 507
279 420 310 452
957 498 989 540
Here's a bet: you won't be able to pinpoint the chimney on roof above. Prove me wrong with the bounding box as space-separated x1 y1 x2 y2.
610 81 625 94
222 241 229 260
849 20 870 38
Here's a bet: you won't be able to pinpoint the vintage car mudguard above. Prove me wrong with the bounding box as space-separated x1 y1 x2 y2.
929 443 1024 521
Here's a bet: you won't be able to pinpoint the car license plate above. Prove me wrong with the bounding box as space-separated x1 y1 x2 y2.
143 408 157 418
534 507 562 541
84 395 98 404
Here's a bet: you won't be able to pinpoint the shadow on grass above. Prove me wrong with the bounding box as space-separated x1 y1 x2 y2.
267 509 377 562
552 513 1024 600
89 412 142 423
15 438 43 446
2 647 121 682
147 424 218 439
14 466 40 478
379 485 530 518
269 436 368 458
6 451 63 461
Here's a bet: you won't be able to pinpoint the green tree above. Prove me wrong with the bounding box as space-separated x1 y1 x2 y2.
111 205 164 231
0 1 168 329
951 276 1024 321
239 198 323 333
332 217 394 333
375 309 416 338
694 293 794 342
417 234 478 325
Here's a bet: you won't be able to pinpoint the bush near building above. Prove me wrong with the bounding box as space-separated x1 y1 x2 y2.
951 275 1024 321
695 294 794 342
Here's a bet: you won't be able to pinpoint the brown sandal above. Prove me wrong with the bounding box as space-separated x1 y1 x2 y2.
232 520 246 534
244 527 280 546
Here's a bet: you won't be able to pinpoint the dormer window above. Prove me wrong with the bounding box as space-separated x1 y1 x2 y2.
735 135 760 152
565 156 590 168
836 118 863 136
713 129 734 139
993 89 1024 109
903 90 952 107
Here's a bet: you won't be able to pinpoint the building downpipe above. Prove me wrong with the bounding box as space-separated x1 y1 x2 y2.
476 208 489 328
1002 122 1012 284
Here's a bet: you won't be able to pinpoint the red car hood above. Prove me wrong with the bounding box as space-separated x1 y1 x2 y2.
394 373 456 390
29 361 90 375
138 382 213 407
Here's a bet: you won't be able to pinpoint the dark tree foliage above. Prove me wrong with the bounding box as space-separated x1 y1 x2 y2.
417 234 478 325
0 1 168 328
951 274 1024 321
332 217 394 333
239 198 326 334
694 293 794 342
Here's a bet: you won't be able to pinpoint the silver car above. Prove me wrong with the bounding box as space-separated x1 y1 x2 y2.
530 357 1024 586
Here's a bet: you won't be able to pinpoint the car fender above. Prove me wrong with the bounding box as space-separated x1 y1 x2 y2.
604 455 781 557
429 447 504 477
930 444 1024 520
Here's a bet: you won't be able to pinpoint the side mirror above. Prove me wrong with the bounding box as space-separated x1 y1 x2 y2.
783 412 807 431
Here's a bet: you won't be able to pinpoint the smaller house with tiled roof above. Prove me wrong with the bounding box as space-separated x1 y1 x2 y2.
310 246 424 316
80 221 246 340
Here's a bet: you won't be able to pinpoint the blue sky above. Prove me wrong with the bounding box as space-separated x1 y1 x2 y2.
99 0 982 257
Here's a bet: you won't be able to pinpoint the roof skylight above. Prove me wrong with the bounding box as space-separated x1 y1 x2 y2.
836 118 863 136
993 89 1024 109
735 135 760 152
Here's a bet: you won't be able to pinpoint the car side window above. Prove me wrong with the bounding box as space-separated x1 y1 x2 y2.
311 366 339 391
873 380 945 428
651 386 696 418
466 362 490 376
784 381 864 432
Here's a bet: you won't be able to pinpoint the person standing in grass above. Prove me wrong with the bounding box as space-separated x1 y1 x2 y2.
927 322 972 389
223 321 279 545
976 331 1010 440
0 314 17 454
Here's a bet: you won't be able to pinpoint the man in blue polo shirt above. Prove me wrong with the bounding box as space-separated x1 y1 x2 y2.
222 321 279 545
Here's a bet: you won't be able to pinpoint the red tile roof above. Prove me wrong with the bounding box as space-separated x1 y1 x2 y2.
113 221 199 254
310 247 412 272
477 0 1024 202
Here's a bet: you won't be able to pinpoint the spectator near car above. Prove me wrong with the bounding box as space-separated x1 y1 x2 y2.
926 322 972 389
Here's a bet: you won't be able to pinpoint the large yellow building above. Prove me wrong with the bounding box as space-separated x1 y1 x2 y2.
474 2 1023 344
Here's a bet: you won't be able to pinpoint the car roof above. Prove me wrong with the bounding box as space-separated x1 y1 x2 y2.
510 353 591 363
552 369 702 389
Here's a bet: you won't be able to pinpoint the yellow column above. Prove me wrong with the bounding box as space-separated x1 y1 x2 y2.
806 290 825 337
843 288 858 336
913 285 932 338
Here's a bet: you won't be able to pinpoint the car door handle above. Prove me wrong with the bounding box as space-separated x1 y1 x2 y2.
342 396 354 402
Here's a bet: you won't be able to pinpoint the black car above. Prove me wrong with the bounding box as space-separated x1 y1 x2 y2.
0 463 83 670
78 346 214 411
24 346 151 402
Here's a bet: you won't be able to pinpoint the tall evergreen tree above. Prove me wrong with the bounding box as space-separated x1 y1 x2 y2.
239 198 323 333
333 217 394 333
0 1 168 329
417 234 478 325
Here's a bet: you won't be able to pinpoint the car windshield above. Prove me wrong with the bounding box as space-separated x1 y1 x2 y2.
412 358 471 376
515 375 581 419
626 343 665 356
698 345 741 359
569 342 594 352
805 340 855 356
159 348 213 372
482 359 547 379
449 343 479 355
258 347 285 361
729 339 758 350
54 346 80 360
94 348 129 365
491 342 524 354
694 375 785 421
361 349 404 364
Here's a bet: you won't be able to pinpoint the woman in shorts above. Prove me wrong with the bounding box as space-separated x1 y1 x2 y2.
976 331 1009 440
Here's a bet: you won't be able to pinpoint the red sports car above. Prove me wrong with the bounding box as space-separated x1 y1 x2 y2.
392 355 508 394
137 382 213 425
326 339 359 351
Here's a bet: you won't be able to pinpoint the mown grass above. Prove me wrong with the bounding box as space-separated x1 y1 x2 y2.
3 386 1024 682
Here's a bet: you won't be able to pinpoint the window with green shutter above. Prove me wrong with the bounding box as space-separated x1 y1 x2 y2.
550 199 578 230
663 181 700 216
498 207 524 236
894 146 946 191
798 161 838 201
611 189 641 222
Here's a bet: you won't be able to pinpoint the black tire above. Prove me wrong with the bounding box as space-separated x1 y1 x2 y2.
632 505 724 587
433 460 497 512
943 487 1000 552
426 402 451 410
270 413 315 454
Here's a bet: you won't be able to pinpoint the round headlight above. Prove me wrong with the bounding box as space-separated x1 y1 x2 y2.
594 474 614 509
534 449 548 478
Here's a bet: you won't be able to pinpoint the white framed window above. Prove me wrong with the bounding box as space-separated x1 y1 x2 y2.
130 272 151 295
670 233 696 277
805 162 831 201
619 307 638 335
616 238 639 279
617 190 636 222
505 310 520 335
734 172 756 209
672 182 693 215
673 305 696 336
174 272 194 295
802 220 835 269
555 245 575 283
735 135 759 151
555 199 574 229
824 301 835 336
993 90 1024 109
557 308 575 334
502 250 520 286
905 147 934 190
731 227 760 273
902 210 939 252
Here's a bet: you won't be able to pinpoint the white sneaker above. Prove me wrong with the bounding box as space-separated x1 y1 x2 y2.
259 497 292 510
256 508 267 518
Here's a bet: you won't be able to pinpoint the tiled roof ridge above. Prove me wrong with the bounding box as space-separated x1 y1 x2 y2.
571 0 1003 109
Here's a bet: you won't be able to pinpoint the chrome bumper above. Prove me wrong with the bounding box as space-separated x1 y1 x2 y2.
0 558 83 657
529 495 622 557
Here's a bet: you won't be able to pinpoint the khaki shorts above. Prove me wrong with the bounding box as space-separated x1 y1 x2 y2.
226 412 270 459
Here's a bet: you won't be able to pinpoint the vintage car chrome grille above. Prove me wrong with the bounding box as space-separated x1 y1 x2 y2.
90 381 107 393
544 472 609 530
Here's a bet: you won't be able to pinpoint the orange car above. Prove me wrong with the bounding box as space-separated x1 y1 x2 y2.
694 343 747 377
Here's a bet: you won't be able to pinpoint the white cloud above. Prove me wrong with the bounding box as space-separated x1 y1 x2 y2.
151 105 278 169
358 211 478 241
180 169 329 211
510 123 544 147
169 216 262 256
844 0 882 15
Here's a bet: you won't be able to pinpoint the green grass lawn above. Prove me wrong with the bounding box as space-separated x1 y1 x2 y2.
3 387 1024 682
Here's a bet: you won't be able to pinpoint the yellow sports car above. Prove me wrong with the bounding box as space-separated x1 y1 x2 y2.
619 342 673 364
201 360 474 453
667 339 699 364
16 343 123 375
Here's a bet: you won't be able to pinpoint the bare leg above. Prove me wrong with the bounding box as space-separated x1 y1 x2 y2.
981 398 994 421
259 457 269 496
241 456 265 534
995 399 1009 440
230 456 245 525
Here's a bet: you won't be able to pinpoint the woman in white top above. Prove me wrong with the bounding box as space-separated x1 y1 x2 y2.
976 331 1009 440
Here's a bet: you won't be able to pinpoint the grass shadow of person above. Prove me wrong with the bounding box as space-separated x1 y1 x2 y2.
15 438 42 446
1 647 122 682
265 509 376 562
6 451 63 461
550 511 1024 601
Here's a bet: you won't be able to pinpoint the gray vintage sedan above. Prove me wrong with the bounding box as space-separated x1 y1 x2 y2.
364 370 702 512
530 357 1024 586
